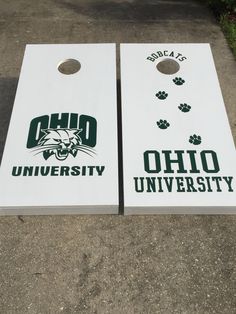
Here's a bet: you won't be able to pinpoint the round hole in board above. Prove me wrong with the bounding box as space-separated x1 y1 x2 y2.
156 58 180 75
58 59 81 75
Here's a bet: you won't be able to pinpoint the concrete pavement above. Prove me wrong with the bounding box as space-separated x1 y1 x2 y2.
0 0 236 313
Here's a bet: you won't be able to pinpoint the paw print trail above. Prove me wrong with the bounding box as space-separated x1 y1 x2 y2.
189 134 201 145
156 91 168 100
156 119 170 129
173 77 185 85
154 69 201 146
178 103 191 113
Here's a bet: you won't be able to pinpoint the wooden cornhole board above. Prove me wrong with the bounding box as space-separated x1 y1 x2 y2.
121 43 236 214
0 44 118 215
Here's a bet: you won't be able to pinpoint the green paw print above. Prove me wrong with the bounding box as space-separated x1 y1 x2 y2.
178 103 191 112
156 91 168 100
173 77 185 85
157 119 170 129
189 134 201 145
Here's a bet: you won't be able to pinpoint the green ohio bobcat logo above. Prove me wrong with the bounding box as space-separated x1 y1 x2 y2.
27 113 97 161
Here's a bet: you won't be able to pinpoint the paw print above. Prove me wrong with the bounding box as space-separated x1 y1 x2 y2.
156 91 168 100
173 77 185 85
178 103 191 112
189 134 201 145
156 119 170 129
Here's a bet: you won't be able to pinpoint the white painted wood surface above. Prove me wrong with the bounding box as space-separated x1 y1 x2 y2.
0 44 118 214
121 43 236 214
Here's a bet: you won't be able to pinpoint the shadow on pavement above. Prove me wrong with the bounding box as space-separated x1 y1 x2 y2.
57 0 211 22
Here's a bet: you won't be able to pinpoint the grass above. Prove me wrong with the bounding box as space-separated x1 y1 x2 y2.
201 1 236 58
220 14 236 57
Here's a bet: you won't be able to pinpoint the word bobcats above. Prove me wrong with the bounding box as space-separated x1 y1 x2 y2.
147 50 187 62
27 113 97 160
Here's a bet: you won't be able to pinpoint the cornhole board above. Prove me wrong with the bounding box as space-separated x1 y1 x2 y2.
0 44 118 215
121 43 236 214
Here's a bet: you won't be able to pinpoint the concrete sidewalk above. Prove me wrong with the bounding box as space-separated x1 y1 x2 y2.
0 0 236 313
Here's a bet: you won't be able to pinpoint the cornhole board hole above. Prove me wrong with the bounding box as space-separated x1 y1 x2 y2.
0 44 118 215
121 43 236 214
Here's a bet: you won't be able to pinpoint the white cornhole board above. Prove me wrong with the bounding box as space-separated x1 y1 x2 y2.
0 44 118 215
121 43 236 214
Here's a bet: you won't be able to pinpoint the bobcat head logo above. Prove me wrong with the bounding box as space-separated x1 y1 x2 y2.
31 128 95 160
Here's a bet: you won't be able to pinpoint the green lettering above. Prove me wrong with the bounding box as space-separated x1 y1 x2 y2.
212 177 222 192
71 166 80 176
175 53 182 59
176 177 185 192
60 166 70 176
163 177 173 192
23 166 33 176
12 166 22 176
146 177 156 192
223 176 234 192
40 166 50 176
50 113 69 129
163 150 187 174
144 150 161 173
96 166 105 176
79 115 97 147
185 177 197 192
187 150 200 173
27 115 49 148
205 177 213 192
196 177 206 192
201 151 220 173
87 166 95 176
51 166 59 176
69 113 78 128
151 53 158 59
157 177 164 192
134 177 144 192
147 56 155 62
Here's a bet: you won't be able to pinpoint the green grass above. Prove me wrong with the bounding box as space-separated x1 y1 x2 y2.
220 15 236 57
200 0 236 58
